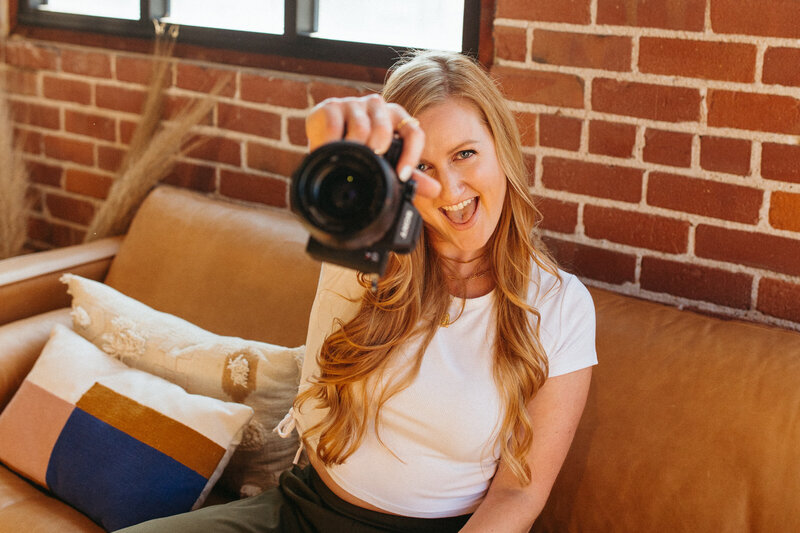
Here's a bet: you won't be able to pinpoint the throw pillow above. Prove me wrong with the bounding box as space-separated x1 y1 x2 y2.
0 324 253 531
60 273 305 497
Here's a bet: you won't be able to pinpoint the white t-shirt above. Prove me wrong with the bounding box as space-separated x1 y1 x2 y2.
294 262 597 518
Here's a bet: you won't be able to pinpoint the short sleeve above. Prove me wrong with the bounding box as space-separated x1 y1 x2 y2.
544 274 598 378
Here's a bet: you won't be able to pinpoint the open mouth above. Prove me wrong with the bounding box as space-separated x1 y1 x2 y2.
439 197 478 224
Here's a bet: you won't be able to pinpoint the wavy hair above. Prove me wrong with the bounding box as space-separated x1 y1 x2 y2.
295 50 560 485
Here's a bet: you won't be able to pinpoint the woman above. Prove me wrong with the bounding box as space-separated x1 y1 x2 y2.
119 50 595 533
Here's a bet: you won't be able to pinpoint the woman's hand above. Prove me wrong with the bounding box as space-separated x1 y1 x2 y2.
305 94 442 200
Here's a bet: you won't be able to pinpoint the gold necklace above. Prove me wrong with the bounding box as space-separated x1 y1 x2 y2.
440 269 490 327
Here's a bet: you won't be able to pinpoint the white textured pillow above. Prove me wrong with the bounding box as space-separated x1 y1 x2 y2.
61 274 304 497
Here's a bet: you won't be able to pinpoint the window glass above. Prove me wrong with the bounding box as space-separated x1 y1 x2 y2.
312 0 464 51
38 0 139 20
165 0 284 34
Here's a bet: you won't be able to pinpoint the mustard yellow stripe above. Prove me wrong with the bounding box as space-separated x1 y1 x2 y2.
77 383 223 478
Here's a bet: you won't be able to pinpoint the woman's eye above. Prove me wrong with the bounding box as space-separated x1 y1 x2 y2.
456 149 476 160
416 163 429 172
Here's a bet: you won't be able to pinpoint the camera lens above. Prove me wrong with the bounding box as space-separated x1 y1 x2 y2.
316 167 374 229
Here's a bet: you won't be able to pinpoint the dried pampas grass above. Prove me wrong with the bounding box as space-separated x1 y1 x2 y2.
85 22 226 242
0 83 30 259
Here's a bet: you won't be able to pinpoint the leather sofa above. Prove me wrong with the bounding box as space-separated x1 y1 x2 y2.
1 186 798 532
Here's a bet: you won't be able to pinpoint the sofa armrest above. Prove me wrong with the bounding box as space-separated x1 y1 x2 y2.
0 237 122 326
0 309 72 411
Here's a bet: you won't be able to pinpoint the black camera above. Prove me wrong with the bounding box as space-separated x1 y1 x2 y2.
290 138 423 275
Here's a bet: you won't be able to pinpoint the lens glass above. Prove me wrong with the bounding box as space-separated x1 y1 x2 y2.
315 166 377 231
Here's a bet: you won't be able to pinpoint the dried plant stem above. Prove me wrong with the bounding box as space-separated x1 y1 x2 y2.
84 77 226 242
85 23 226 242
0 82 30 259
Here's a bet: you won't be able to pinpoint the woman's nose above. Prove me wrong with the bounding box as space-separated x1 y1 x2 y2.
436 167 465 201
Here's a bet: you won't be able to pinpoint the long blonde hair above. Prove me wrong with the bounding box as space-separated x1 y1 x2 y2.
295 50 560 485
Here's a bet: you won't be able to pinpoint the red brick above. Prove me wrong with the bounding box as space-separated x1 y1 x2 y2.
516 112 537 147
639 38 756 83
708 90 800 136
763 47 800 87
711 0 800 38
648 172 762 224
45 193 94 225
308 82 370 105
584 205 689 253
700 136 751 176
217 103 281 139
27 218 84 248
288 117 308 147
64 169 113 199
27 161 62 187
588 120 636 158
44 135 94 166
61 49 112 78
592 79 700 123
542 157 643 202
15 128 43 154
757 278 800 323
761 143 800 184
534 196 579 233
539 115 582 151
769 191 800 232
643 128 692 167
10 101 60 129
241 74 308 108
598 0 705 30
120 121 136 145
98 146 126 172
696 225 800 277
492 66 584 109
495 26 527 62
220 170 287 208
116 56 172 86
5 42 58 71
43 75 91 105
497 0 591 24
4 69 38 96
532 30 631 71
640 257 752 308
162 95 214 125
246 143 305 177
65 110 117 141
163 162 216 193
543 236 636 284
524 154 537 185
96 84 147 114
176 64 236 97
186 136 241 166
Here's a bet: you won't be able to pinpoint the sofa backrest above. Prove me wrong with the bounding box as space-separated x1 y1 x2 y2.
104 186 321 348
534 287 800 532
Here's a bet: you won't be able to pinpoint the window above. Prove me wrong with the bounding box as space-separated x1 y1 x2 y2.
17 0 480 69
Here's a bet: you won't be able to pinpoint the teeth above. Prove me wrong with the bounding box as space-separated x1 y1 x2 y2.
441 198 476 211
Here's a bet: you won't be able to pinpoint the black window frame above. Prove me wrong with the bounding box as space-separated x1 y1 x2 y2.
17 0 482 69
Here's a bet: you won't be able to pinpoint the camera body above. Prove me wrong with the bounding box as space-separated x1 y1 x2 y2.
290 138 423 275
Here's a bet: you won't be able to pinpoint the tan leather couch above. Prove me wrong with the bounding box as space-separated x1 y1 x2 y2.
1 186 799 532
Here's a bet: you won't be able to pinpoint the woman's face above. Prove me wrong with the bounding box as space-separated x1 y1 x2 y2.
414 98 507 262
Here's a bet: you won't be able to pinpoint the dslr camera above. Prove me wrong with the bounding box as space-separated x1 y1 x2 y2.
290 138 423 275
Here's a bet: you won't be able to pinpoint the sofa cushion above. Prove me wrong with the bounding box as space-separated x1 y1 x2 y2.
103 186 321 348
534 287 800 532
62 273 304 498
0 325 253 531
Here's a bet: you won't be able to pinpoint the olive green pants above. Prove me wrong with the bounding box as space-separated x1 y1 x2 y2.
114 465 471 532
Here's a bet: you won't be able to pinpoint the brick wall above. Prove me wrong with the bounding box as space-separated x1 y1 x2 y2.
3 0 800 331
493 0 800 331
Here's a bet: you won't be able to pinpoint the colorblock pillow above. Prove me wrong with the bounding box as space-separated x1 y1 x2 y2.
0 325 253 531
60 273 305 497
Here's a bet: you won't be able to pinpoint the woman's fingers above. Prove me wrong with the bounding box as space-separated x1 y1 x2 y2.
304 95 439 199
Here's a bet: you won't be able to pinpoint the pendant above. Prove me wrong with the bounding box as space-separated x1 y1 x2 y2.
440 312 451 328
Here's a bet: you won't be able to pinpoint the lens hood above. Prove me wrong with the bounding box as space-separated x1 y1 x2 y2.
291 141 402 250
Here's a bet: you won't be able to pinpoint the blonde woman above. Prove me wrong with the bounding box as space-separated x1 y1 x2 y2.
119 51 596 533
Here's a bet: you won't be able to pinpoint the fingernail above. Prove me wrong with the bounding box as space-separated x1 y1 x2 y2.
398 166 412 182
